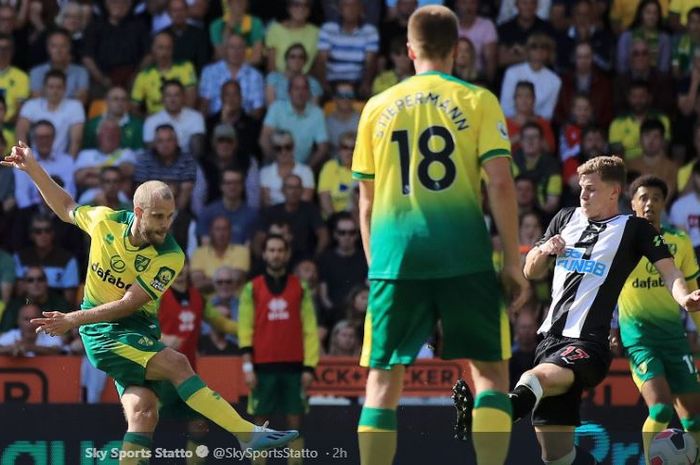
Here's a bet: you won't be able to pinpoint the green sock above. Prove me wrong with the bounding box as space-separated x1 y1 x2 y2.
472 390 512 465
357 407 397 465
120 432 152 465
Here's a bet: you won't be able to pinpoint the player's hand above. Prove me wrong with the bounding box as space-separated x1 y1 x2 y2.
609 329 622 357
301 371 314 391
1 141 39 174
538 235 567 256
244 371 257 390
683 290 700 312
31 311 75 336
501 263 532 315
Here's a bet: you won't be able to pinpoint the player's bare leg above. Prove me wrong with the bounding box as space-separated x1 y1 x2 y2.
674 392 700 457
120 386 159 465
638 377 674 464
358 365 405 465
510 363 575 422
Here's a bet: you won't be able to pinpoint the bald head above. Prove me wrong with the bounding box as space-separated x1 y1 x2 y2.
133 181 174 209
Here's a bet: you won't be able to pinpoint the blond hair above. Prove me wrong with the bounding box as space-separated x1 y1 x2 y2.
577 156 626 186
133 181 174 209
407 5 458 60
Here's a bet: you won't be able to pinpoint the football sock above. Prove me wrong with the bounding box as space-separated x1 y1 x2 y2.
358 407 397 465
176 375 255 442
643 403 672 465
287 436 304 465
509 372 543 422
472 390 512 465
681 415 700 459
185 438 205 465
120 432 152 465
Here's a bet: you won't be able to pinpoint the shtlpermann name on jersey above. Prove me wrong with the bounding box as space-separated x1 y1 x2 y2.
375 92 469 138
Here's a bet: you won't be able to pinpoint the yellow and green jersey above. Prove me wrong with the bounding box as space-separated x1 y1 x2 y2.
618 225 700 346
131 61 197 114
352 71 511 279
72 205 185 335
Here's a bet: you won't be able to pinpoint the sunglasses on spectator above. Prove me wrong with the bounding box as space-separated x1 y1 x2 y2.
215 279 234 285
32 227 53 234
336 229 357 236
26 276 47 283
274 144 294 152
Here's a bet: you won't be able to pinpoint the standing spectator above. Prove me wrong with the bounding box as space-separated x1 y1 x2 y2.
453 36 480 83
14 215 79 304
16 69 85 157
191 216 250 292
317 0 379 98
29 28 89 105
259 133 315 206
328 320 360 356
82 0 150 91
55 2 89 63
0 304 63 356
164 0 210 73
372 36 414 95
260 75 329 169
265 0 319 74
209 0 264 66
131 31 197 116
670 162 700 257
672 7 700 79
455 0 497 83
505 81 556 154
325 82 360 158
500 34 561 120
238 234 319 457
265 43 323 106
554 0 614 73
627 118 679 201
143 79 205 156
497 0 554 69
205 80 261 160
199 33 265 119
318 131 355 218
0 33 28 124
617 0 671 74
1 266 69 332
82 86 144 151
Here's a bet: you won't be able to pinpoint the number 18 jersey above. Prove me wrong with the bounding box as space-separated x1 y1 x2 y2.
352 71 511 280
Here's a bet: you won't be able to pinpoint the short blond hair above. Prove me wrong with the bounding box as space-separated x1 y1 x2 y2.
133 180 174 209
407 5 458 60
577 156 626 186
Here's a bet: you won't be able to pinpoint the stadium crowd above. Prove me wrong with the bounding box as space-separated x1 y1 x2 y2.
1 0 700 391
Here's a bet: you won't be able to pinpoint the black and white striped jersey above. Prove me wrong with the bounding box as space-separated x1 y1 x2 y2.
536 207 671 343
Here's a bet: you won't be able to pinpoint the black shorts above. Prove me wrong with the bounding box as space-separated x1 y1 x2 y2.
531 334 612 426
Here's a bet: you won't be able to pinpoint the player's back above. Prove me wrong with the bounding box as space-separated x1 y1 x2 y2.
352 71 511 280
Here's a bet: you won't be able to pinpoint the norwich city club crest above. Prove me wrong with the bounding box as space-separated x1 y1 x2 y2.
134 254 151 272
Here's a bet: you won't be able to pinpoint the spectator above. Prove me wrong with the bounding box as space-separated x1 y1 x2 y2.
265 43 323 106
260 75 329 170
328 320 360 356
293 258 326 342
259 132 315 206
672 7 700 79
134 124 196 211
505 81 556 154
14 215 79 304
191 216 250 292
205 79 261 160
372 36 413 95
79 166 132 210
554 0 614 73
265 0 319 74
0 97 14 147
0 245 14 306
559 94 595 163
344 284 368 340
609 79 671 160
518 211 544 256
453 36 480 83
164 0 210 72
515 174 542 217
255 174 329 262
198 167 258 245
609 0 667 34
16 69 85 157
14 121 76 209
509 310 538 389
0 266 69 332
554 41 614 127
456 0 497 83
325 82 360 157
199 33 265 119
0 134 15 241
198 303 241 355
497 0 551 24
318 213 368 324
82 86 144 151
0 33 29 123
82 0 150 91
562 124 610 205
54 2 89 63
670 161 700 257
201 265 248 342
669 0 700 31
677 47 700 120
317 0 379 98
616 0 671 74
238 234 319 451
131 31 197 116
74 118 136 192
209 0 264 66
678 122 700 194
500 33 561 120
497 0 554 69
318 131 355 218
379 0 415 62
627 118 679 201
0 304 63 356
511 122 562 215
143 79 205 156
29 28 88 105
0 5 30 71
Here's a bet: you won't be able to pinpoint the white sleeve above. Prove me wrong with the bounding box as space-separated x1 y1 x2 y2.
299 164 315 189
143 117 156 143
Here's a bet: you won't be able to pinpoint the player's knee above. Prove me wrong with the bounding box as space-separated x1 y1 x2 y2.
159 350 193 381
126 400 159 431
365 368 403 408
649 403 673 423
681 415 700 432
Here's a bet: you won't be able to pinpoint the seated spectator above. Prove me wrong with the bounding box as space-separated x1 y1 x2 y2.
14 121 76 209
626 119 679 202
78 166 132 211
0 304 63 356
199 33 265 119
372 36 413 95
260 75 329 170
16 69 85 157
264 43 322 106
518 211 544 257
259 131 315 206
0 33 29 124
456 0 497 83
344 284 368 340
453 36 480 83
609 79 671 160
672 7 700 79
198 167 258 245
209 0 264 66
265 0 319 74
205 80 261 159
206 265 248 327
317 0 379 98
255 174 329 262
676 47 700 142
0 245 14 306
0 266 69 332
191 216 250 292
54 2 89 64
616 0 671 74
325 82 360 157
677 123 700 194
131 31 197 116
515 174 542 217
500 33 561 120
134 124 196 211
509 310 538 388
293 258 326 341
497 0 551 24
559 94 594 163
83 86 144 151
30 28 88 105
506 81 556 154
318 131 355 218
0 97 15 147
143 79 205 156
164 0 210 73
497 0 554 69
561 125 610 207
198 303 241 355
327 319 360 356
74 118 136 193
554 0 614 73
14 216 79 304
379 1 414 65
670 162 700 257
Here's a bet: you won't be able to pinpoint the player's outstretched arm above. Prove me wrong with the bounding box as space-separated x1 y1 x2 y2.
655 257 700 312
1 141 77 223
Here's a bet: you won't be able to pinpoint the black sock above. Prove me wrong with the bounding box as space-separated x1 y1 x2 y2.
572 446 597 464
508 385 537 422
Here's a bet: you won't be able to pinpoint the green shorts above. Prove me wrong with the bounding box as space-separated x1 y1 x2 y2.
248 371 307 416
626 343 700 395
361 271 511 369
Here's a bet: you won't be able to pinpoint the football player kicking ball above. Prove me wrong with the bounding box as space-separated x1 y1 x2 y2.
615 175 700 464
2 141 297 464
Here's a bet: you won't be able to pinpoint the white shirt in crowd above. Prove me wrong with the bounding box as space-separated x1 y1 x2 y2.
0 329 63 357
260 162 315 205
14 150 76 208
670 192 700 247
19 97 85 154
143 107 206 151
500 62 562 120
